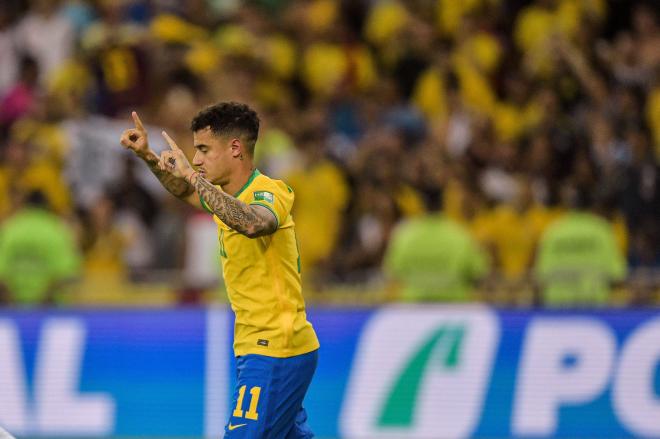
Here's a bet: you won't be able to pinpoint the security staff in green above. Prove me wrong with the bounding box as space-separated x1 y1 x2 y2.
534 190 626 306
384 193 489 302
0 191 81 305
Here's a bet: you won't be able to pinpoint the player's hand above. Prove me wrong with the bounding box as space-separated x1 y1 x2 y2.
120 111 150 157
159 130 194 180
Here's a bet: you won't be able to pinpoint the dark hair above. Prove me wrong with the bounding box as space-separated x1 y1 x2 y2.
190 102 260 155
18 54 38 82
25 190 49 209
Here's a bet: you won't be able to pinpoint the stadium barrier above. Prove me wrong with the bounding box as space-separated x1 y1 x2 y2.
0 305 658 438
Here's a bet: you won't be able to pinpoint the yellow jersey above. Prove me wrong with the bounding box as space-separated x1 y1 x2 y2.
201 169 319 358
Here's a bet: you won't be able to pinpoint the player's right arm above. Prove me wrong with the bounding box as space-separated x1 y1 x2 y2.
120 111 202 209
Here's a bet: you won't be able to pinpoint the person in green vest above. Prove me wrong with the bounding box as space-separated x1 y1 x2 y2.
384 192 489 302
534 188 626 306
0 190 81 305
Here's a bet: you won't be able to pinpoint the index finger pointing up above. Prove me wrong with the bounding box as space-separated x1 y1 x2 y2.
132 111 146 132
161 130 181 151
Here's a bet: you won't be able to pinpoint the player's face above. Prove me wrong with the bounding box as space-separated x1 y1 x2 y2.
191 127 235 185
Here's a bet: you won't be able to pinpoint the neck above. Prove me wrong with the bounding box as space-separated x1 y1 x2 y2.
222 161 256 196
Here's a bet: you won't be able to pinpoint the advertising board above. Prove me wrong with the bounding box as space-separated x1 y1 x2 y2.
0 306 658 438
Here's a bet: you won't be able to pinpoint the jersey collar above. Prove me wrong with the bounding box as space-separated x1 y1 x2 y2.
234 168 261 197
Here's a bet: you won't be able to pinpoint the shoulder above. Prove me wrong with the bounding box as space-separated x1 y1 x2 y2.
251 172 294 198
253 171 291 189
246 172 295 225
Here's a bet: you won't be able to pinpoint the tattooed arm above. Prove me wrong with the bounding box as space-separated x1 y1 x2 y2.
188 172 278 238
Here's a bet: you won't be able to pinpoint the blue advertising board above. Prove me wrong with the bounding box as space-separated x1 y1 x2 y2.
0 306 658 438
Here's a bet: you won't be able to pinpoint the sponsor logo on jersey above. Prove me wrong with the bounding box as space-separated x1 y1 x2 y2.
227 423 247 431
253 191 274 203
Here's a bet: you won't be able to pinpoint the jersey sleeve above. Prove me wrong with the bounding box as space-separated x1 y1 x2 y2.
199 194 213 214
246 180 294 228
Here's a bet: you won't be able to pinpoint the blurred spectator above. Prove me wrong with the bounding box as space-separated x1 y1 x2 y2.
0 56 39 129
620 124 660 269
254 107 299 178
383 193 489 302
514 0 606 78
77 192 128 302
0 132 72 218
13 0 74 85
648 76 660 155
0 190 81 305
83 1 149 116
329 126 426 282
629 2 660 78
182 211 221 302
301 22 376 100
534 187 626 307
480 179 560 283
10 92 73 167
0 7 18 96
153 193 188 273
333 180 398 282
110 155 159 228
62 0 97 38
286 127 349 281
109 157 157 279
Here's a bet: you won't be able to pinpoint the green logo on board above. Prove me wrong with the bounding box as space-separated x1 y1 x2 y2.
378 325 466 427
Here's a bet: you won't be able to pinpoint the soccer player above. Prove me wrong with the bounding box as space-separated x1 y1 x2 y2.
120 102 319 438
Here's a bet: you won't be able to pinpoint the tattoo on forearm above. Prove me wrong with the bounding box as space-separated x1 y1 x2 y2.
141 151 194 198
192 173 272 237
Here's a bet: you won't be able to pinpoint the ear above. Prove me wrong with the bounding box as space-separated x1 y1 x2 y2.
230 138 243 158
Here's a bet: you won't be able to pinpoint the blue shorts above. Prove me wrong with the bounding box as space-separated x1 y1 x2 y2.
224 349 318 439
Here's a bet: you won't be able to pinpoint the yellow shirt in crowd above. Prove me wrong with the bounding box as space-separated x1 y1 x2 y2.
287 161 349 272
514 0 606 77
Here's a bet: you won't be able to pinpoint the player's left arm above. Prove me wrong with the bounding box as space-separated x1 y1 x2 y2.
158 131 278 238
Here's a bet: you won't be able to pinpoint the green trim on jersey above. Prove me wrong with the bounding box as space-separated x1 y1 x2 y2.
234 168 261 197
199 195 213 214
198 168 261 213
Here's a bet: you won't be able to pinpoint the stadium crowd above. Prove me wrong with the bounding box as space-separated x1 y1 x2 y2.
0 0 658 307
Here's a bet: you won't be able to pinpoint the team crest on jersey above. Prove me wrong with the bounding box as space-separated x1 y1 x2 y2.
253 191 274 203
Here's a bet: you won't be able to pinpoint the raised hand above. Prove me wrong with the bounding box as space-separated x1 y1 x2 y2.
159 130 194 180
120 111 150 157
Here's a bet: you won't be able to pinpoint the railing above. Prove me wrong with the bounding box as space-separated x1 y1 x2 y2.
17 267 658 308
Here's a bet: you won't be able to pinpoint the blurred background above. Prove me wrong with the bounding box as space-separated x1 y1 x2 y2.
0 0 658 307
0 0 659 438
